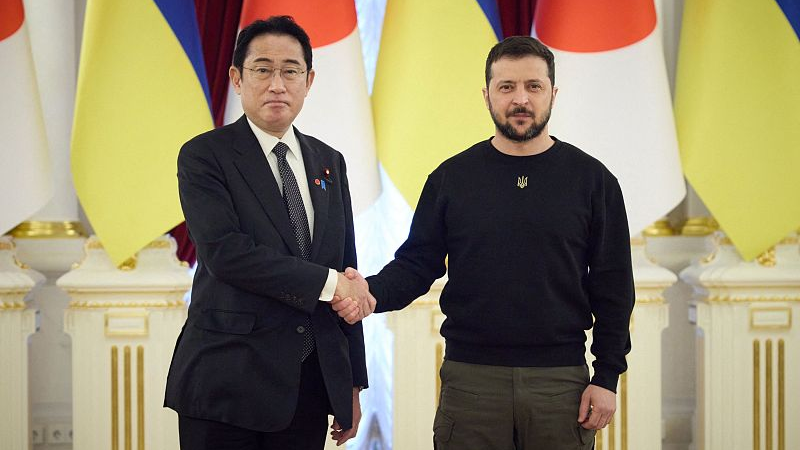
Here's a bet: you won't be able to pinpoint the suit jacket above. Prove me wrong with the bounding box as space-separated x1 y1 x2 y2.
164 115 367 432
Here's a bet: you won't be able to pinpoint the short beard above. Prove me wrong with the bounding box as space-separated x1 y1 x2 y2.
489 99 552 142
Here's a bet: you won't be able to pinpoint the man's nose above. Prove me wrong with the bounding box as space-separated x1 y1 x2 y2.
268 72 287 91
511 88 529 105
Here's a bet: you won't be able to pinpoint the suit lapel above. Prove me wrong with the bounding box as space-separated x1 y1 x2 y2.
296 129 329 262
231 117 301 258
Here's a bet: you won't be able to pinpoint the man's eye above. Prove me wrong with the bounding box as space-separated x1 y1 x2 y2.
284 68 300 76
255 67 271 74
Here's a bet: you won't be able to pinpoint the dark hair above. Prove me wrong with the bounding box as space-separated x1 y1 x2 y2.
232 16 313 75
485 36 555 87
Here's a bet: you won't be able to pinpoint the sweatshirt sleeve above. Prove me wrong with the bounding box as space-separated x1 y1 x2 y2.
367 170 448 312
586 170 635 392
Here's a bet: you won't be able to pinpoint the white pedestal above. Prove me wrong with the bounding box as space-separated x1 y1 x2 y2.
682 233 800 450
0 236 43 450
58 236 190 450
591 238 674 450
385 277 445 450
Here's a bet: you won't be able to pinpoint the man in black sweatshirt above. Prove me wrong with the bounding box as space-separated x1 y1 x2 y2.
335 36 634 450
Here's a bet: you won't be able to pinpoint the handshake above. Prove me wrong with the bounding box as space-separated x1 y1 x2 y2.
331 267 376 324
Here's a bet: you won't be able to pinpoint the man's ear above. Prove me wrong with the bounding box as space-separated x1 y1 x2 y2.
229 66 242 94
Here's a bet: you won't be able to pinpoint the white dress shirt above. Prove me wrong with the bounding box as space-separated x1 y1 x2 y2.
246 118 338 302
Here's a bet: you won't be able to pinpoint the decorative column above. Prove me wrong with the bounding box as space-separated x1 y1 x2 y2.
589 237 675 450
58 236 190 450
682 232 800 450
0 236 44 450
385 276 446 450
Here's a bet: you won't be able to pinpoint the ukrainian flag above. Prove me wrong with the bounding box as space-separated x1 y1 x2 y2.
71 0 212 265
372 0 502 208
675 0 800 260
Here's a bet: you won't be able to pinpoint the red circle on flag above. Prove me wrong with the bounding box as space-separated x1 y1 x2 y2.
0 0 24 41
534 0 656 52
240 0 357 49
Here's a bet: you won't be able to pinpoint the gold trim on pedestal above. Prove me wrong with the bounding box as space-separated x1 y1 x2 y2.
435 342 443 408
597 428 603 450
753 340 760 450
756 247 777 267
680 217 719 236
608 411 615 450
0 301 27 310
137 346 144 450
708 296 800 304
621 372 627 450
750 307 792 330
69 299 186 309
778 339 785 450
767 340 773 450
642 219 675 237
125 346 132 450
9 221 87 238
0 241 14 250
112 346 119 450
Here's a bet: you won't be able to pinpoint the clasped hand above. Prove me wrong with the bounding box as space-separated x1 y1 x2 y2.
331 267 375 324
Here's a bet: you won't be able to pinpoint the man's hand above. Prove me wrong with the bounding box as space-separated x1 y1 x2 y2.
330 387 362 446
578 384 616 429
331 268 375 324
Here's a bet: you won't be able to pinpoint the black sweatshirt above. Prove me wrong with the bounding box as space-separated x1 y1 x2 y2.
368 137 634 391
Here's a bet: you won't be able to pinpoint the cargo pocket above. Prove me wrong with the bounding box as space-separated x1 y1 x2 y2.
577 425 596 448
433 408 455 447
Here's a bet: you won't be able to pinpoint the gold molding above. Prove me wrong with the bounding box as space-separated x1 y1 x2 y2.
707 296 800 303
608 408 615 450
621 371 627 450
750 307 792 330
10 221 87 239
717 236 733 245
112 346 119 450
137 346 144 450
635 296 665 305
629 236 645 246
435 342 443 408
105 311 149 337
0 301 27 310
753 340 760 450
766 340 773 450
119 257 137 271
680 217 719 236
597 428 603 450
69 299 186 309
778 339 785 450
125 346 132 450
144 240 171 249
642 219 676 237
0 241 14 250
756 247 777 267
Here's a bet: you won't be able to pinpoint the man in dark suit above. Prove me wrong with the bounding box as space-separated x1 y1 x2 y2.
164 16 375 450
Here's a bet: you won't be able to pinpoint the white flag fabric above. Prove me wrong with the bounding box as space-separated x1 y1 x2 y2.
223 0 381 215
0 0 52 234
532 0 685 235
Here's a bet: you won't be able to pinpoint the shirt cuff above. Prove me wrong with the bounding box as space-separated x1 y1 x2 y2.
319 268 338 302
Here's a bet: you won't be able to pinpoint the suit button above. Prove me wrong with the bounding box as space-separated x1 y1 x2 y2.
296 326 306 334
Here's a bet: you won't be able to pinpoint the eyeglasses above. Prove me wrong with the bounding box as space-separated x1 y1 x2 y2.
243 66 307 82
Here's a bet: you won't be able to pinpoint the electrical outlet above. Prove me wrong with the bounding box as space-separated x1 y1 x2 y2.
31 424 45 444
46 423 73 444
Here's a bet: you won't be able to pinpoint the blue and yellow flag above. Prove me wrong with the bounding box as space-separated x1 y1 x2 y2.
675 0 800 260
372 0 501 208
71 0 212 265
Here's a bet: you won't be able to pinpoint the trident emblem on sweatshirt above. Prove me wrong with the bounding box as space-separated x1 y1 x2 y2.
517 176 528 189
